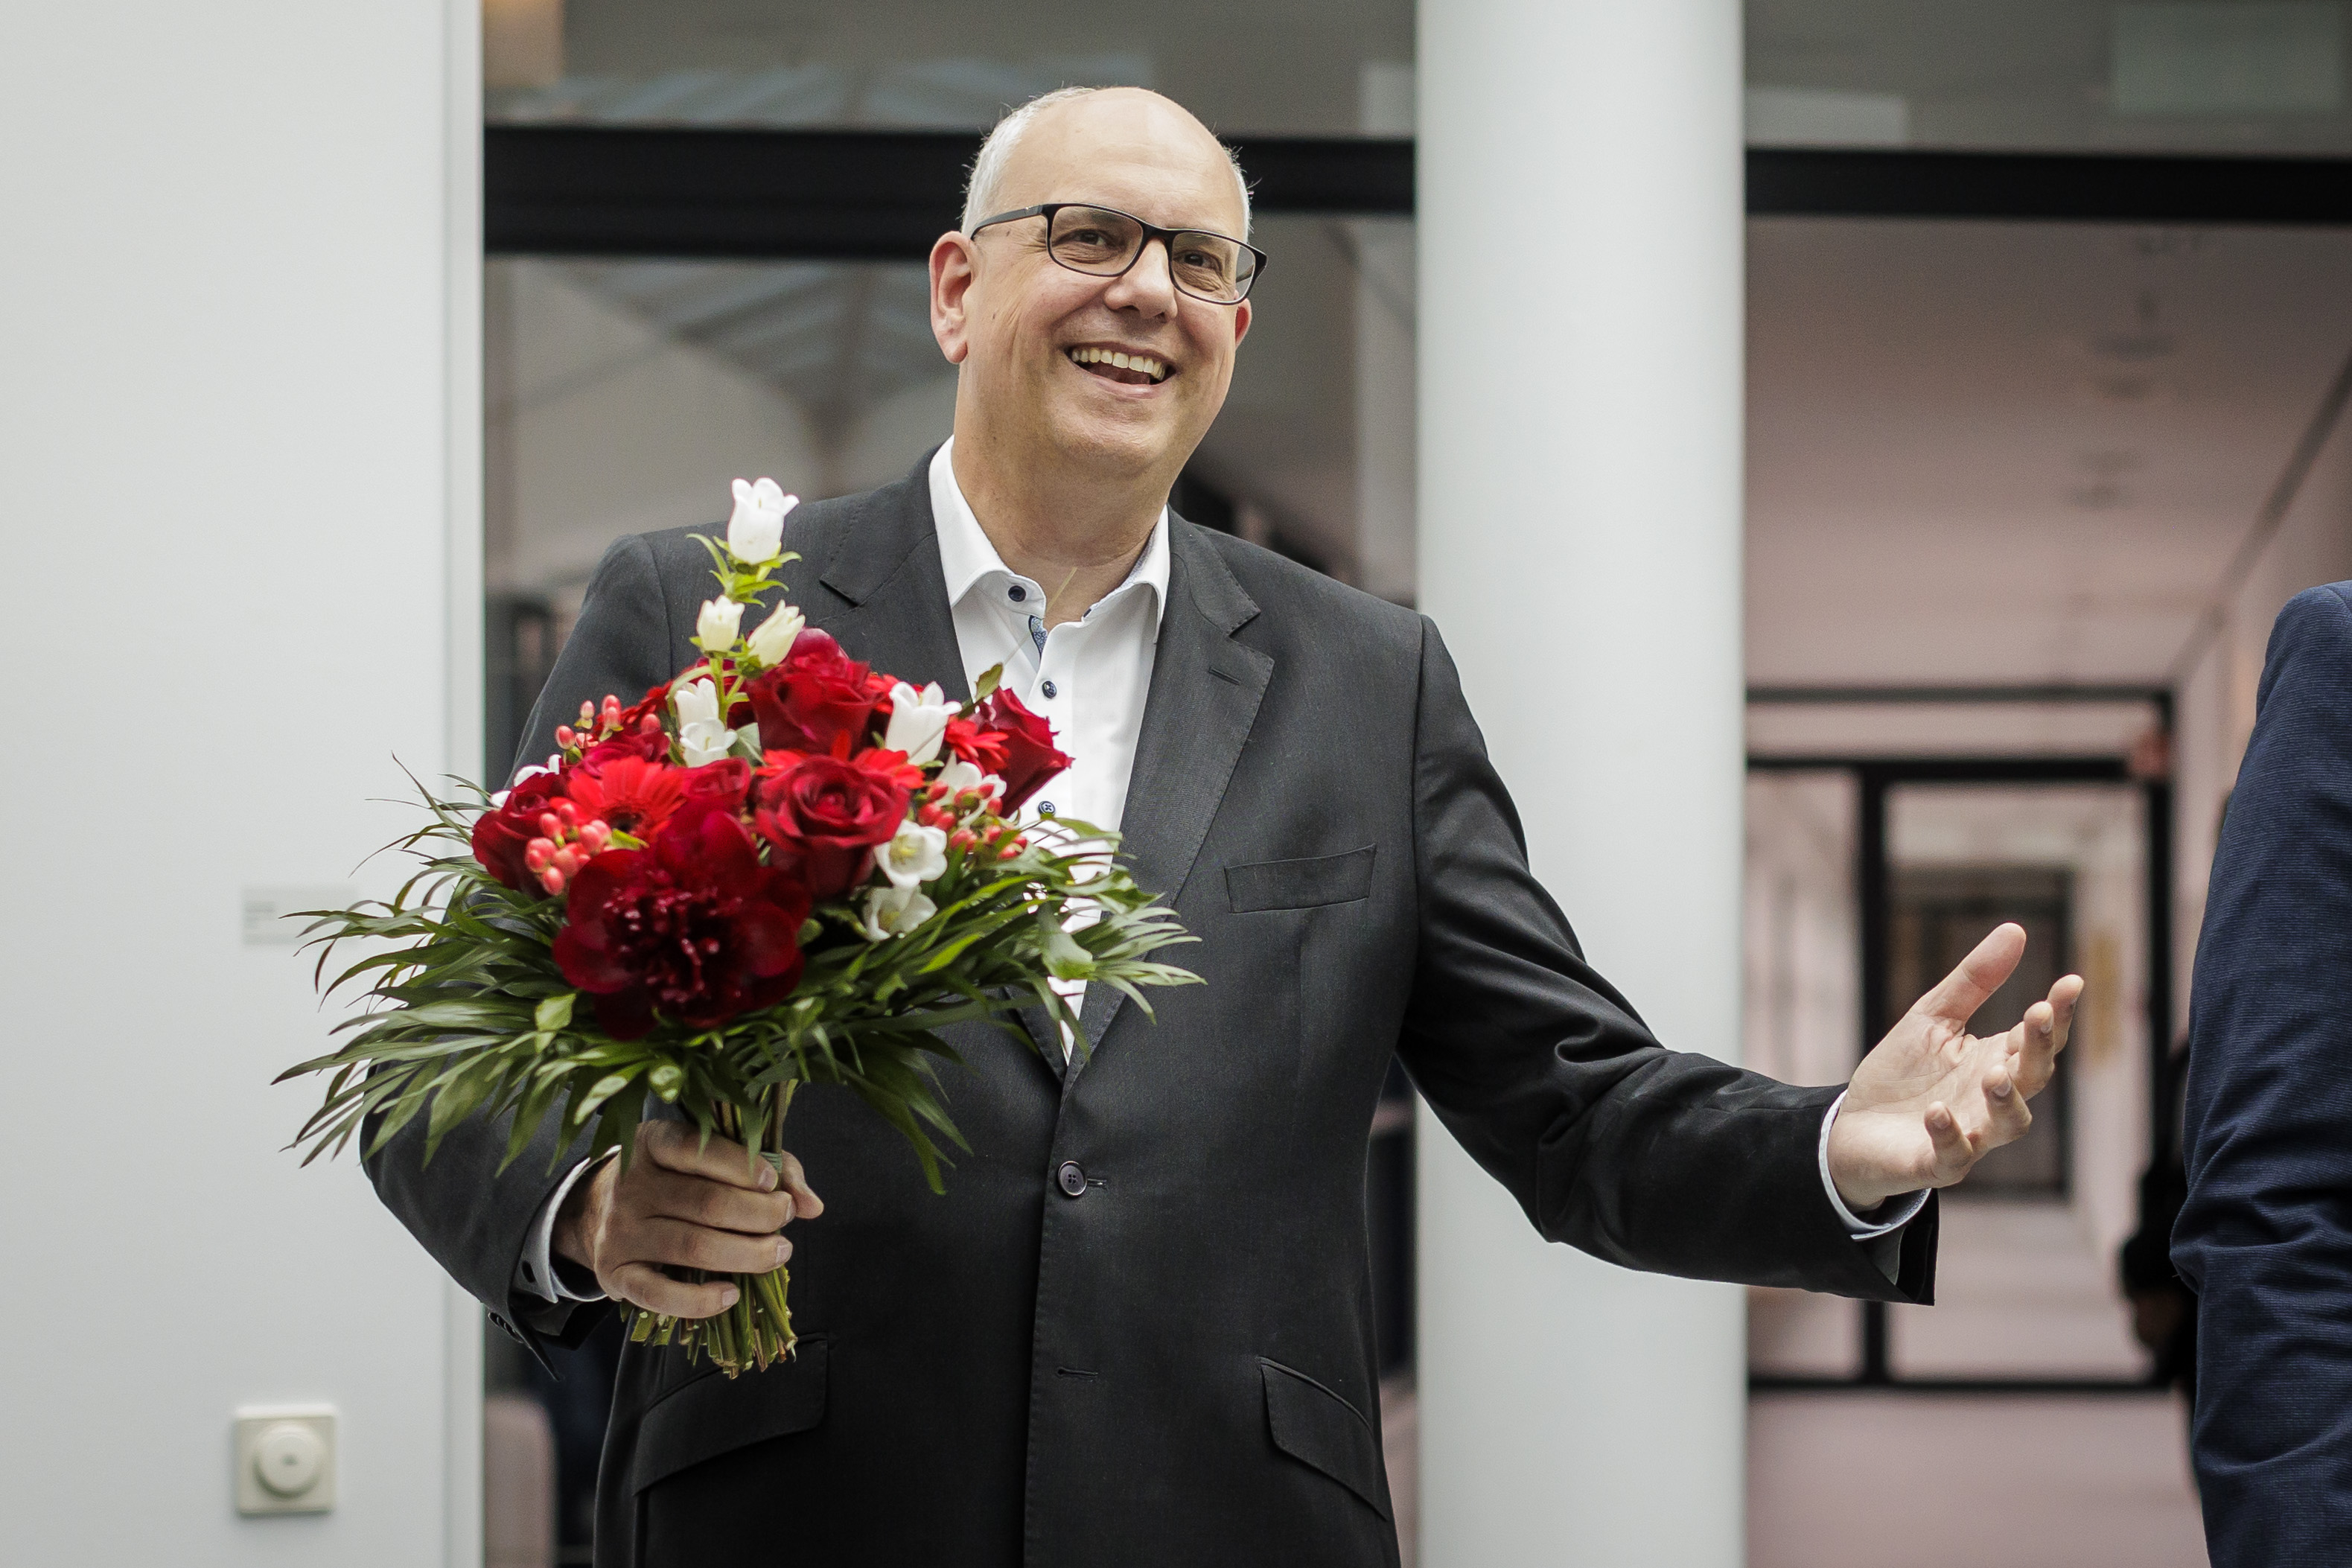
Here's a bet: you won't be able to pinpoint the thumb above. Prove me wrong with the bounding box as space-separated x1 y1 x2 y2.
1913 922 2026 1027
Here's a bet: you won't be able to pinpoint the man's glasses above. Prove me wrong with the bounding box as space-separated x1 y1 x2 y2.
966 203 1267 306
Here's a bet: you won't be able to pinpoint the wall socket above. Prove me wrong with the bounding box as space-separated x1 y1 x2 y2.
235 1405 337 1515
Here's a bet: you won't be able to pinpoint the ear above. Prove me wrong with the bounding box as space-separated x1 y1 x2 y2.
930 230 978 365
1229 297 1252 353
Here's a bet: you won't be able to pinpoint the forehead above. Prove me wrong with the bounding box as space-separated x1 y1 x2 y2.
995 91 1246 235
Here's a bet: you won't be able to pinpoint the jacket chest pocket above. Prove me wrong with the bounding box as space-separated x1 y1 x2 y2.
1226 846 1377 912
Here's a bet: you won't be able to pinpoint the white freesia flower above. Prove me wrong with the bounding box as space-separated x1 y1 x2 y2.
697 595 745 651
727 477 795 565
934 758 1004 801
876 820 949 889
858 882 937 942
883 680 954 766
742 603 806 667
673 678 736 766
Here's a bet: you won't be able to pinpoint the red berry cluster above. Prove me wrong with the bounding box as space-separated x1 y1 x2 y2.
523 798 615 896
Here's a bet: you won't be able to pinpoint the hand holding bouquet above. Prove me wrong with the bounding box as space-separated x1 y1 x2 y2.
284 478 1196 1374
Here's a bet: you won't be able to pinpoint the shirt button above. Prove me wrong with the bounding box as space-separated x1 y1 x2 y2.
1041 680 1059 699
1007 584 1027 602
1057 1160 1087 1197
1038 801 1055 816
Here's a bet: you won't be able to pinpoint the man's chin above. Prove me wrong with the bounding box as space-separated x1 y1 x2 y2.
1041 407 1193 482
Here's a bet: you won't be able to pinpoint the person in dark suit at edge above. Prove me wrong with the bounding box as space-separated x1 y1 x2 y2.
2176 589 2352 1566
370 87 2082 1567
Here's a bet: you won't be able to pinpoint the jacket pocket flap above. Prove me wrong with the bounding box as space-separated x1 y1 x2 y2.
1259 1357 1389 1520
631 1337 829 1494
1227 846 1377 912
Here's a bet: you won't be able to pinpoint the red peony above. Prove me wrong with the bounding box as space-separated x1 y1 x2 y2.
471 770 568 891
745 630 882 757
972 689 1073 810
552 806 811 1039
681 757 753 809
753 744 919 898
565 756 688 841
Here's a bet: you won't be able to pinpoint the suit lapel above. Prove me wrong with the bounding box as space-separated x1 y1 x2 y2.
800 462 973 707
794 457 1063 1078
1074 520 1271 1064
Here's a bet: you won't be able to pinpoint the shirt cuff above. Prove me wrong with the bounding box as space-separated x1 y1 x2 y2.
514 1153 613 1305
1818 1091 1931 1239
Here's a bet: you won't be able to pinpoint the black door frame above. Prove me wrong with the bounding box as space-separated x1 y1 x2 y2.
483 127 2352 259
1747 687 2174 1394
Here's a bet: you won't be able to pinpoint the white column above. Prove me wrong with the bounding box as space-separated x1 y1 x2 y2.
0 1 481 1564
1415 4 1747 1566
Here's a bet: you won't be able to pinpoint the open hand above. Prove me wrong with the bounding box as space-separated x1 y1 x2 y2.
555 1120 823 1320
1827 922 2082 1213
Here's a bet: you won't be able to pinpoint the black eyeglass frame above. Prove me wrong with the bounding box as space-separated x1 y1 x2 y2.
966 202 1269 305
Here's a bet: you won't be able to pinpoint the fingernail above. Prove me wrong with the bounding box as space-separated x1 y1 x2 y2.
719 1287 740 1307
776 1238 793 1266
1991 1080 2012 1099
756 1164 777 1191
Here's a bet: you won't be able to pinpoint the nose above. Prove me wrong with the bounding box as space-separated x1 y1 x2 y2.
1104 235 1179 316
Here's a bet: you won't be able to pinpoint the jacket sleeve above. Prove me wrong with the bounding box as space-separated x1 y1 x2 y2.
364 533 679 1351
1396 617 1934 1301
2173 584 2352 1566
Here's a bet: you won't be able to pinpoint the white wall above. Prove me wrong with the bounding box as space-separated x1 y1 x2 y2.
0 3 479 1563
2172 401 2352 1019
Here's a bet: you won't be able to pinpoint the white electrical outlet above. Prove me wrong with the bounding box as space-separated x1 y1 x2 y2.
235 1404 336 1515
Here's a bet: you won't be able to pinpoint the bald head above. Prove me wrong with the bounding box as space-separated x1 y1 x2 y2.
962 86 1252 239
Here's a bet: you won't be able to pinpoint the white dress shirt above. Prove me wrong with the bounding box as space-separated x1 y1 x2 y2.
514 444 1920 1306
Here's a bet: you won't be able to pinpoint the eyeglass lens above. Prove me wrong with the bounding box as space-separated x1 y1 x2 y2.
1046 206 1256 303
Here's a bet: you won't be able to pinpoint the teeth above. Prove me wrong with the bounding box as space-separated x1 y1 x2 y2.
1068 346 1168 382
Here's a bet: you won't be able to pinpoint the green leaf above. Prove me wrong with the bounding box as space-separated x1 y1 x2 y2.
573 1067 643 1123
534 993 576 1031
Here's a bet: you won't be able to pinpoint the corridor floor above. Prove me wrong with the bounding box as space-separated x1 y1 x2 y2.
1748 1392 2206 1568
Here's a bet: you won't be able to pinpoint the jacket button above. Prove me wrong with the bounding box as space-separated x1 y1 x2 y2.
1057 1160 1087 1197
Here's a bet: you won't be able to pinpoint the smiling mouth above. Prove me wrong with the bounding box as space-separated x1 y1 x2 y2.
1067 345 1170 386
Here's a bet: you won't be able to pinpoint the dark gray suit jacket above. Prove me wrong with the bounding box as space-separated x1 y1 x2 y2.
371 456 1934 1567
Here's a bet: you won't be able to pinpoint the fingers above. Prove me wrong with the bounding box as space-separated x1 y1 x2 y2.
606 1261 742 1321
1924 1100 1975 1183
643 1119 776 1191
774 1149 824 1220
2045 973 2083 1054
640 1161 797 1235
1980 1058 2030 1144
2004 974 2084 1097
1913 922 2028 1027
628 1215 794 1278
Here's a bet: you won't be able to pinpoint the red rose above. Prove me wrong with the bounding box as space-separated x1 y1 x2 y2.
681 757 753 809
565 756 688 841
580 724 669 772
745 630 882 756
471 770 568 891
753 745 917 899
552 807 810 1039
972 689 1072 810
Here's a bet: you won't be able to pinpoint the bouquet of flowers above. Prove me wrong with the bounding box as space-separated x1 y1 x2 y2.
283 478 1196 1375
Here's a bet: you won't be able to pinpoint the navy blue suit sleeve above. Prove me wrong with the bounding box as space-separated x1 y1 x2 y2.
2175 582 2352 1567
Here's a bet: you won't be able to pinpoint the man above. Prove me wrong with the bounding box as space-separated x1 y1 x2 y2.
372 87 2079 1567
2174 586 2352 1565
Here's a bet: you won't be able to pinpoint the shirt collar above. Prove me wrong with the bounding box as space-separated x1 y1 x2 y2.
929 437 1170 632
